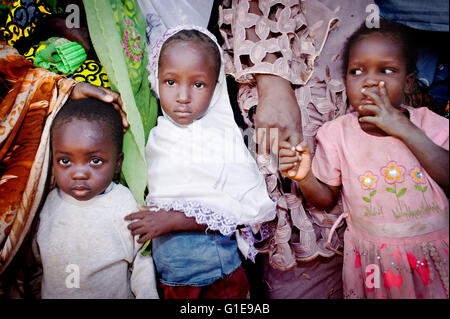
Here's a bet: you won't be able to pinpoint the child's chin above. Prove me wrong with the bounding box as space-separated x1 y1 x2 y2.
175 119 194 125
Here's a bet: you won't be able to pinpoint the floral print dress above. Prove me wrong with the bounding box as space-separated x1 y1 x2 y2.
312 107 449 299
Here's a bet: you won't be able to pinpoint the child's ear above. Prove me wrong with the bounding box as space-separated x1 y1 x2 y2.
403 72 416 94
115 152 124 175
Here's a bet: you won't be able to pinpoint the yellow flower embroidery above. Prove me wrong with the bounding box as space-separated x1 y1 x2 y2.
410 168 427 185
359 171 378 190
381 161 405 184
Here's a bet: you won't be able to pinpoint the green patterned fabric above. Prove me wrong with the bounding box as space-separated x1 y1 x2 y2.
34 37 87 75
83 0 158 205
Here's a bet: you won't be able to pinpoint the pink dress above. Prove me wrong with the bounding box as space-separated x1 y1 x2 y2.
312 107 449 299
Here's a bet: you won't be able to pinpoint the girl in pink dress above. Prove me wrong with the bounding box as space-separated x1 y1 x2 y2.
278 19 449 299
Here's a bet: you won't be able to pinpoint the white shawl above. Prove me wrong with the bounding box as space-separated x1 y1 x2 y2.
146 25 276 257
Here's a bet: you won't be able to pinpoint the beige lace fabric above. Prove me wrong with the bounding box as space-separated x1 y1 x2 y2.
219 0 372 271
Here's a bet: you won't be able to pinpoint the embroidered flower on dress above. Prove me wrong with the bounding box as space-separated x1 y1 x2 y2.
380 161 405 184
359 171 378 190
123 20 143 62
410 168 427 185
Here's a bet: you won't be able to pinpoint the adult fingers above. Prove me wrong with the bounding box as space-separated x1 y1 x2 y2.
75 82 114 102
288 133 302 150
111 94 128 129
72 83 129 129
279 141 293 151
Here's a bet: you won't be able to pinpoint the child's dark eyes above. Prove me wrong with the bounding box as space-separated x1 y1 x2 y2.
381 68 395 74
165 79 175 85
349 68 362 75
58 158 71 166
90 157 103 165
194 82 205 88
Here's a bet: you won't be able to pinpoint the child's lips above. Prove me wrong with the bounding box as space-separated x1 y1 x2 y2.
72 185 90 194
174 109 191 117
360 98 375 105
71 187 92 200
73 185 89 190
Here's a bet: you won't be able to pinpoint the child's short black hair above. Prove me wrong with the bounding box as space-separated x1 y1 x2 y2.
51 98 123 153
342 18 418 77
159 29 221 81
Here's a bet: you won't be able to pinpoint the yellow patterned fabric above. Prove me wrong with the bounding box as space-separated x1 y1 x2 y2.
24 44 110 88
72 59 110 88
0 0 52 46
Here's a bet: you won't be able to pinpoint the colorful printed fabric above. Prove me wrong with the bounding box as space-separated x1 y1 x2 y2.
33 37 87 75
71 60 110 88
83 0 159 204
312 107 449 298
0 41 77 275
0 0 52 46
23 42 111 88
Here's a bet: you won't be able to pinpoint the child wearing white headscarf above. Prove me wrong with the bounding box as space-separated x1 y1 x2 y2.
125 25 276 298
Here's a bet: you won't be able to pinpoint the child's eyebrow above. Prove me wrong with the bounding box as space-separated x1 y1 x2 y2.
86 150 104 155
53 150 104 155
53 150 72 155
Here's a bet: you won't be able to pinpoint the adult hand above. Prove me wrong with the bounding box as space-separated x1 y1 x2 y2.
254 74 302 155
70 82 129 130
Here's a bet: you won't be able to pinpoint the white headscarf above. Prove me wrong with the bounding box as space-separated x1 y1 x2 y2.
145 26 276 253
138 0 213 48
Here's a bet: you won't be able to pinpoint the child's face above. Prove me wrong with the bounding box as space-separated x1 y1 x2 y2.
345 34 413 115
51 119 123 201
158 42 218 125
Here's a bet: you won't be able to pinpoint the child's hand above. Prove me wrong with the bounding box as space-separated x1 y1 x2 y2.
358 81 412 138
279 141 311 181
124 205 171 243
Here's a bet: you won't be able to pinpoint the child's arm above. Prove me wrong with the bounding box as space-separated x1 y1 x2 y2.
125 206 209 244
359 82 449 193
279 141 340 210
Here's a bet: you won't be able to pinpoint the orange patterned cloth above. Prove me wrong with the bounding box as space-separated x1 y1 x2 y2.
0 41 76 275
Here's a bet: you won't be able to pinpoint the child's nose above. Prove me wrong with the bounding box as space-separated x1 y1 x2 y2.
176 85 190 104
363 78 379 88
72 166 89 180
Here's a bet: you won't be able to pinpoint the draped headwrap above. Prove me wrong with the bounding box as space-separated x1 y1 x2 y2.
146 26 276 258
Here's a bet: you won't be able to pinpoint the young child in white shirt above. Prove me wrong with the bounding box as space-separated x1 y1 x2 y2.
35 98 158 299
